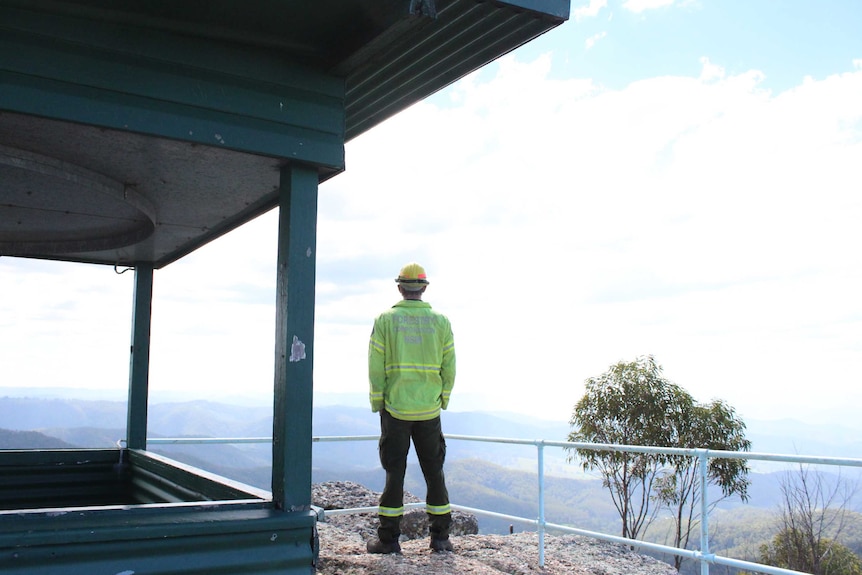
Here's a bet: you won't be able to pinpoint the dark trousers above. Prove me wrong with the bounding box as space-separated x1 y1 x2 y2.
377 410 452 543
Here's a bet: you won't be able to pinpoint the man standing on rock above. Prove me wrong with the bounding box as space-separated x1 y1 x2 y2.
366 262 456 554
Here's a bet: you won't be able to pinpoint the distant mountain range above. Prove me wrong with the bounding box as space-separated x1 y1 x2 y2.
3 387 862 460
3 391 858 499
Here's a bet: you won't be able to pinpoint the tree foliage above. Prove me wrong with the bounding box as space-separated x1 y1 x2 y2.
567 355 751 562
760 528 862 575
654 399 751 570
758 464 862 575
567 356 687 540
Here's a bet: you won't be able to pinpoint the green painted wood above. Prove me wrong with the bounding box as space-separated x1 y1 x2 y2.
0 71 344 171
0 9 344 130
0 5 346 169
127 263 153 450
271 165 317 511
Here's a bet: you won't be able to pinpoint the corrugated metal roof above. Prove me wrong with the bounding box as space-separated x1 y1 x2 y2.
340 0 569 139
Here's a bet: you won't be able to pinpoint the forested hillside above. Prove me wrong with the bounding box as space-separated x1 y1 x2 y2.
0 428 76 449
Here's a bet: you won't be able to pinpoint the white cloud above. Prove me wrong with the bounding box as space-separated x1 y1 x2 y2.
316 54 862 422
698 56 725 82
0 259 134 393
573 0 607 21
585 31 608 50
3 50 862 427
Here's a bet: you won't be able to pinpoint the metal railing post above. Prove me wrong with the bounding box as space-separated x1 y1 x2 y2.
537 440 546 567
699 449 710 575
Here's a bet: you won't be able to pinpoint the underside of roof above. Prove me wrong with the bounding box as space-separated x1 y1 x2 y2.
0 0 569 267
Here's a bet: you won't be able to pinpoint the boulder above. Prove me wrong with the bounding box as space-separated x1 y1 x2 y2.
312 480 479 541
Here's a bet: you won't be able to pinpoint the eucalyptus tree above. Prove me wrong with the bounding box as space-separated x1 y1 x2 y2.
654 399 751 570
567 355 689 540
567 355 751 560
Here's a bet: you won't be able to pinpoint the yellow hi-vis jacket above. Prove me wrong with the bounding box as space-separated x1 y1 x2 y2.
368 300 456 421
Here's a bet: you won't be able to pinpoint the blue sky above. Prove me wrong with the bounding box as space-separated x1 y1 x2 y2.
521 0 862 92
2 0 861 430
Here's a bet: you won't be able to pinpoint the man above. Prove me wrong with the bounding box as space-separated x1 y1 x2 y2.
366 262 456 554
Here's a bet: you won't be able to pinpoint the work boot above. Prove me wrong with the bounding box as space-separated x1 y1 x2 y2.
366 538 402 554
430 537 454 552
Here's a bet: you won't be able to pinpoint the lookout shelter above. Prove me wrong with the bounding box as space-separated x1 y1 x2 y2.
0 1 569 573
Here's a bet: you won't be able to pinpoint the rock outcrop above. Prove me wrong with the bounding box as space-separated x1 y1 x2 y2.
312 480 478 541
312 481 677 575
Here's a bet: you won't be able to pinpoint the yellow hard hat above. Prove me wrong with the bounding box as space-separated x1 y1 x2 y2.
395 262 429 291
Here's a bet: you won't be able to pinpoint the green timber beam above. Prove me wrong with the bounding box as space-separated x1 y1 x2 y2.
272 165 317 511
0 5 345 170
127 263 153 450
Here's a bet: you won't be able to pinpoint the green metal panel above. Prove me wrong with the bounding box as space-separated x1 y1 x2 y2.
128 450 272 502
271 165 317 512
0 449 270 510
1 504 317 575
0 450 130 510
127 263 153 450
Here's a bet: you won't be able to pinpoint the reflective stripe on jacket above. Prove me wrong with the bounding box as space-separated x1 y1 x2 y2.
368 300 455 421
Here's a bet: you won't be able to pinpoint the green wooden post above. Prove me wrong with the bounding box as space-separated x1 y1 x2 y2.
272 165 318 511
127 262 153 450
